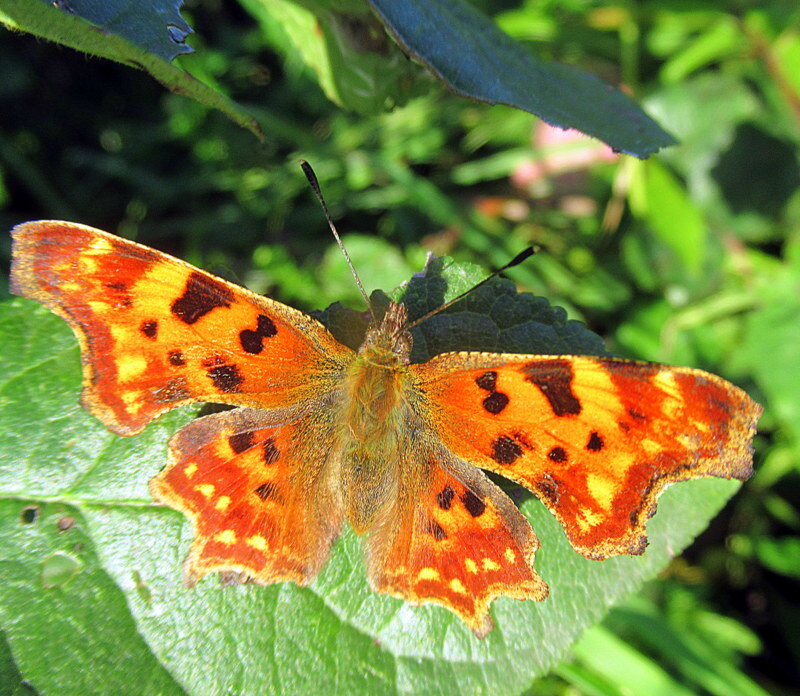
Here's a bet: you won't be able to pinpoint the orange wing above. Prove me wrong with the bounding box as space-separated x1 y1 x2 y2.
414 353 761 559
367 446 548 637
151 406 343 586
10 221 352 435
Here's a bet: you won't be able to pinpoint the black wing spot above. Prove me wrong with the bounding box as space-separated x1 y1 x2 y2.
522 359 582 416
171 272 233 325
491 435 523 465
461 490 486 517
228 431 255 454
21 506 39 524
483 391 509 414
436 485 455 510
587 431 604 451
426 520 447 541
168 350 186 366
262 438 280 464
628 408 648 421
208 364 243 393
547 446 568 463
239 314 279 355
475 371 497 391
254 482 277 501
239 332 262 355
140 320 158 339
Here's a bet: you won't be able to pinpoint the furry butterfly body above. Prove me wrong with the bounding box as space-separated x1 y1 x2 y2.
9 220 760 637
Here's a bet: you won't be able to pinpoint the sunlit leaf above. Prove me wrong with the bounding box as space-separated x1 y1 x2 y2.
1 258 744 694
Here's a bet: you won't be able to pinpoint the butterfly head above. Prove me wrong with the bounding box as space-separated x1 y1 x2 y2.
358 301 412 366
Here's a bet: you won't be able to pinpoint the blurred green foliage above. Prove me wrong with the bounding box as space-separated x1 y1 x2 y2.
1 0 798 694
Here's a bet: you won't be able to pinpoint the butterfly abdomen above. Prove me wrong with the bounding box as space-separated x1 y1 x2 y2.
338 318 421 534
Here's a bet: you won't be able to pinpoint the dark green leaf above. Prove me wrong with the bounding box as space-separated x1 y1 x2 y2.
34 0 193 61
367 0 676 157
0 0 263 140
398 256 609 361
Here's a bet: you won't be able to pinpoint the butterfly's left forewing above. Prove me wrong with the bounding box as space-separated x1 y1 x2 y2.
413 352 761 559
10 221 352 435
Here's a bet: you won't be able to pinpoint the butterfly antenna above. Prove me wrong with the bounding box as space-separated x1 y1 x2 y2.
406 247 538 331
300 160 376 322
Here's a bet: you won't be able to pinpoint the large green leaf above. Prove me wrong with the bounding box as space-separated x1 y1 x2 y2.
0 260 743 695
0 501 186 696
0 0 263 141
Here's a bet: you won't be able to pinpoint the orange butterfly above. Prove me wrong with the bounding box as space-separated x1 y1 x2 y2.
9 220 760 637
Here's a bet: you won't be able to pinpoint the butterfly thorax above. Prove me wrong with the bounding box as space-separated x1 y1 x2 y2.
338 302 419 533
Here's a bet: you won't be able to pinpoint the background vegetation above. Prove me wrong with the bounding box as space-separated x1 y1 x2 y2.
1 0 798 694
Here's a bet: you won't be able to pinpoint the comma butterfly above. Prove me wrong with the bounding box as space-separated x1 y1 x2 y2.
9 220 761 637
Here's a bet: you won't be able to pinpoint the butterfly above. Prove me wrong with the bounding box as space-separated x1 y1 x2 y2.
9 220 761 637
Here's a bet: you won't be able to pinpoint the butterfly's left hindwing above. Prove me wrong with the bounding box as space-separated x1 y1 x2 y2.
10 221 352 435
151 406 344 586
413 353 761 558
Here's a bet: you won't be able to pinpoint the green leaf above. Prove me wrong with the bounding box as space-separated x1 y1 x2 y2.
366 0 676 158
604 600 771 696
0 259 744 694
742 267 800 444
240 0 427 114
660 15 744 85
755 537 800 578
572 625 697 696
0 501 186 696
628 158 707 274
0 0 263 141
33 0 193 61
